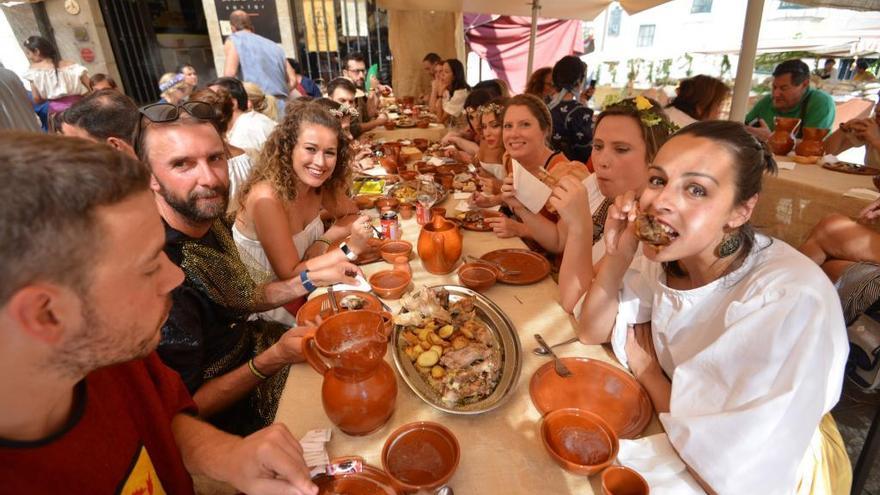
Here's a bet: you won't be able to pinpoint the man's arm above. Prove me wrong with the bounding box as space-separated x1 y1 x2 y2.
285 61 298 93
172 414 317 495
223 39 239 77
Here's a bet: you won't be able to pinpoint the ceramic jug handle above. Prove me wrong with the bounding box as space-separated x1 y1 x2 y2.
378 310 395 340
432 232 446 263
301 335 330 375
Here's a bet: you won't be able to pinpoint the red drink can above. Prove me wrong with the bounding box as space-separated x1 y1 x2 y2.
380 211 399 240
415 202 431 225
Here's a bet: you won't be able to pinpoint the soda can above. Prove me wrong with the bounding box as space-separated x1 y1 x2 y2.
380 211 399 240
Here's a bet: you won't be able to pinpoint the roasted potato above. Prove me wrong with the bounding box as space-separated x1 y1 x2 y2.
431 365 445 378
417 349 440 367
438 324 455 339
452 336 469 350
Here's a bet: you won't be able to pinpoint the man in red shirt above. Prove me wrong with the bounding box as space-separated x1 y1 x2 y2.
0 132 317 495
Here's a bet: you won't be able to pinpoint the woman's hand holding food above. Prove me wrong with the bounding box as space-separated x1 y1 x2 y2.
348 215 374 255
603 190 641 258
548 176 591 233
850 118 880 148
499 175 525 210
469 191 502 209
308 262 362 287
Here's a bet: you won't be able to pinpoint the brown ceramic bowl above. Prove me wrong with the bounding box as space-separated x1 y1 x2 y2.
354 195 377 210
540 408 618 476
369 269 411 299
398 169 418 181
379 157 399 173
412 138 429 151
457 263 497 292
374 197 400 212
436 164 468 175
416 119 430 129
383 121 397 130
398 203 415 220
382 422 460 493
601 466 650 495
379 240 412 263
435 172 454 190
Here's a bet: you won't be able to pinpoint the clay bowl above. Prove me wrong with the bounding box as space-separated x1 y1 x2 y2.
457 262 497 292
399 203 415 220
383 121 397 130
354 195 378 210
601 466 650 495
416 119 430 129
417 162 437 174
435 172 454 190
398 169 418 181
412 138 429 151
436 163 469 175
380 240 412 263
539 408 618 476
369 269 411 299
374 197 400 212
382 422 460 493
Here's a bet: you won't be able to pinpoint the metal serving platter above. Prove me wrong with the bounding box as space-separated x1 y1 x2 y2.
390 284 522 415
386 179 447 207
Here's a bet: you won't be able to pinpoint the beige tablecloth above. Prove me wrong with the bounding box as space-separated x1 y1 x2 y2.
753 159 877 247
363 123 448 142
275 196 662 494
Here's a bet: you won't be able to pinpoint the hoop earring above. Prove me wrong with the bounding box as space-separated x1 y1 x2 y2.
716 229 742 258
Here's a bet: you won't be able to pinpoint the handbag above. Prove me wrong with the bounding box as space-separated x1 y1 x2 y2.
847 311 880 390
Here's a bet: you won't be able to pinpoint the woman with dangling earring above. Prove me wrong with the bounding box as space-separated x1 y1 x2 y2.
570 121 851 494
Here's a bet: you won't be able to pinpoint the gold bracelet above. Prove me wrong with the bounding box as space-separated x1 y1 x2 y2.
247 358 269 380
315 237 331 247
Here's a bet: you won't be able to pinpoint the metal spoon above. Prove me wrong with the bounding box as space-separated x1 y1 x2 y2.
435 486 454 495
532 336 579 356
534 334 572 378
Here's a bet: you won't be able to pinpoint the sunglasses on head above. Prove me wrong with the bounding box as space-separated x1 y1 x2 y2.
133 101 216 157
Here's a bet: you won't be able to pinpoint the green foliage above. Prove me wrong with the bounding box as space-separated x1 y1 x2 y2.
754 51 815 73
720 55 731 79
680 53 694 77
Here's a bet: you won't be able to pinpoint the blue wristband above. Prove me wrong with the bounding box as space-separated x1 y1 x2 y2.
300 270 317 292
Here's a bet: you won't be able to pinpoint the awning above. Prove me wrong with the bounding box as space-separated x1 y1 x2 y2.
376 0 667 21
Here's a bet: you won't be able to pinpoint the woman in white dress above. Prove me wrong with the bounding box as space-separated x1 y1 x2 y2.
233 100 369 326
22 36 90 115
428 59 469 125
573 121 851 494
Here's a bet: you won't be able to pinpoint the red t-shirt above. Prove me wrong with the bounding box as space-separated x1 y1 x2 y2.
0 352 197 494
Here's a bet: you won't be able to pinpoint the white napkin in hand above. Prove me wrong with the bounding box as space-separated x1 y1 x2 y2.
844 188 880 201
618 434 706 495
453 192 472 200
363 166 388 177
512 159 551 214
455 200 472 212
332 274 371 292
427 156 445 166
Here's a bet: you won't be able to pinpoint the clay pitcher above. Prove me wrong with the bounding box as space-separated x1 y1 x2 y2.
301 310 397 436
795 127 830 157
768 117 800 155
417 214 462 274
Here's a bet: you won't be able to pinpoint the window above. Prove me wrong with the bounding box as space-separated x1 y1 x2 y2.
779 1 807 8
608 6 621 37
636 24 655 47
691 0 712 13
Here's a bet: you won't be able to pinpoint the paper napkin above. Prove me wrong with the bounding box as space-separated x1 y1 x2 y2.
512 159 551 214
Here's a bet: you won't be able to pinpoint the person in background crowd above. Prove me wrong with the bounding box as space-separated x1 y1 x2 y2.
441 88 497 160
421 52 444 101
224 10 293 116
23 35 90 116
158 73 190 105
326 77 357 107
286 58 322 98
176 63 199 89
547 55 593 163
429 58 470 125
474 79 510 99
243 81 279 122
59 89 138 157
189 87 256 203
89 73 118 92
208 76 277 153
854 59 877 82
315 97 358 141
814 58 837 80
233 101 369 327
0 132 318 495
745 59 835 140
571 121 849 494
342 52 388 136
133 100 358 435
0 64 40 131
664 74 730 128
824 97 880 168
525 67 554 101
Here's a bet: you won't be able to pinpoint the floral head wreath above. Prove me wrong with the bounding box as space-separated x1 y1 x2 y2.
328 103 359 120
158 73 186 93
478 102 504 115
601 95 679 133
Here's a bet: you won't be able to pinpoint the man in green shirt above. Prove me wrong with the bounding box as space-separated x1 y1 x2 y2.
745 59 836 141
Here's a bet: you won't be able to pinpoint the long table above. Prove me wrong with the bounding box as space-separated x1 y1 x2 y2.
363 123 448 142
274 196 662 494
752 159 878 247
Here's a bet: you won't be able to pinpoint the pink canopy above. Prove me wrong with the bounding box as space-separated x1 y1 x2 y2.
464 14 584 94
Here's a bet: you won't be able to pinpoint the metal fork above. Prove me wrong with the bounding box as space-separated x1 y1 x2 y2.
534 334 572 378
465 255 522 276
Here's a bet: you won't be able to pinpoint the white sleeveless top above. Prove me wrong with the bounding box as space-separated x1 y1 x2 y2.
232 216 325 326
227 153 254 202
24 64 88 100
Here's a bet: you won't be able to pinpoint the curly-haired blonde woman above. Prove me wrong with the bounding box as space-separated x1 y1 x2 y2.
233 100 369 325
